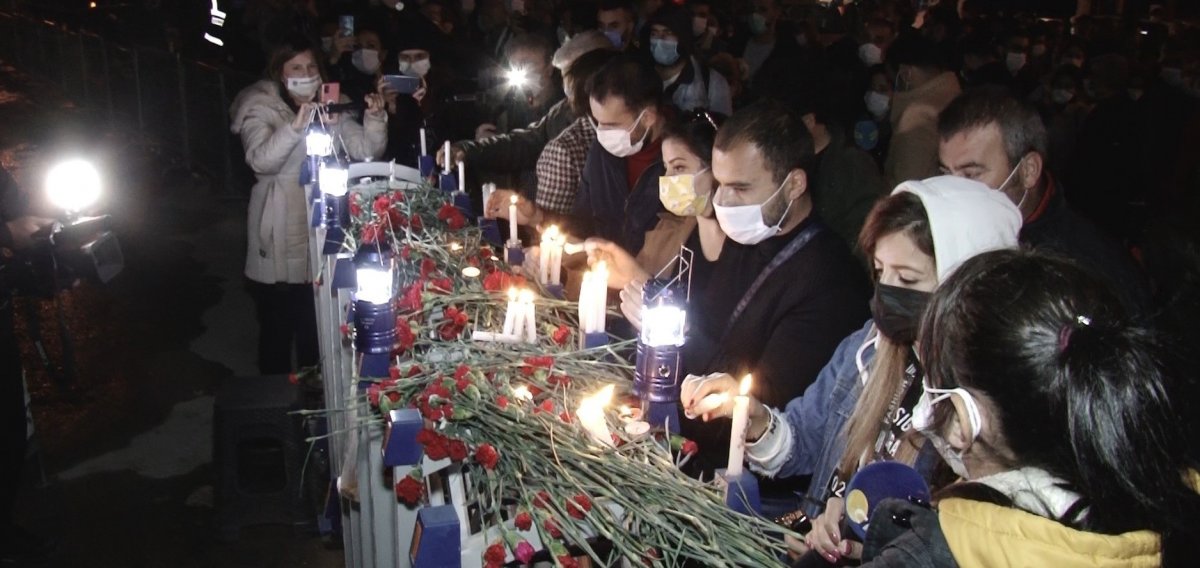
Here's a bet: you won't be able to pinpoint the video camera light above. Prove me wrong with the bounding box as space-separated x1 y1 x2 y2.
505 67 529 89
46 159 101 215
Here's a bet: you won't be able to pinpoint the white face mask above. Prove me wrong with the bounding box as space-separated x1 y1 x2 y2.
286 75 321 100
593 109 649 158
864 91 890 119
994 154 1028 209
1051 88 1074 105
859 43 883 66
912 382 983 480
399 58 431 78
713 171 795 245
352 48 381 74
1006 52 1027 74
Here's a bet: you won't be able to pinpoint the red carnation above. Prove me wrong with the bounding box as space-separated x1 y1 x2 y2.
420 258 438 278
288 372 299 385
547 374 571 388
495 396 509 410
559 412 571 424
388 366 401 380
387 208 406 229
410 214 423 231
681 439 699 456
417 429 450 460
543 518 562 538
395 475 424 505
401 245 413 260
430 277 454 293
557 555 579 568
372 194 391 217
534 400 555 414
483 542 506 568
475 443 499 469
405 365 424 377
454 365 470 380
339 323 350 337
479 246 494 260
360 221 385 244
397 282 424 313
533 491 552 509
448 439 469 462
566 494 592 519
348 198 362 217
551 324 570 346
367 384 381 407
390 190 406 202
396 319 415 351
514 511 533 531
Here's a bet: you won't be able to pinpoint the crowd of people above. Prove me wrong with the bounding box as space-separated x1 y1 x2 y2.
225 0 1200 566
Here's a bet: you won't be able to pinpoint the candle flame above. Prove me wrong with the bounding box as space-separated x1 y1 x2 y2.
512 385 533 401
519 289 535 303
581 384 615 410
449 241 462 251
618 405 632 416
739 374 752 396
543 225 560 241
507 287 518 301
510 194 518 205
594 260 608 273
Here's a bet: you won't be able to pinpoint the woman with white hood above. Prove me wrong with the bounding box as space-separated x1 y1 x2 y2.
229 34 387 374
682 175 1022 564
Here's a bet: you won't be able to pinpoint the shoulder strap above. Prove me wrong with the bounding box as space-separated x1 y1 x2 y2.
719 222 825 342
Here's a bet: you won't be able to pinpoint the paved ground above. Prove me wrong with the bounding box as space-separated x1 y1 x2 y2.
1 62 344 568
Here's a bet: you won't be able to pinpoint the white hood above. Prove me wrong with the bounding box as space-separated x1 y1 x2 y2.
893 175 1022 283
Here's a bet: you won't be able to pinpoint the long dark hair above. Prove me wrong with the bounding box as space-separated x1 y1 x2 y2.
661 110 724 166
919 249 1200 562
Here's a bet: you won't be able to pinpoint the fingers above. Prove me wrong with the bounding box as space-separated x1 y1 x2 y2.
804 499 846 563
843 540 863 560
681 373 737 420
783 534 808 562
618 286 642 330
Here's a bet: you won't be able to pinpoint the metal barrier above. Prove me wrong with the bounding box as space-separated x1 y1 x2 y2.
0 10 258 198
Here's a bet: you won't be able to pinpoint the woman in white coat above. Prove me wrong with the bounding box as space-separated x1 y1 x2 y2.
230 35 387 374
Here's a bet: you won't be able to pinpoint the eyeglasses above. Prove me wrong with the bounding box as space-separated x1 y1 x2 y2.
688 109 720 131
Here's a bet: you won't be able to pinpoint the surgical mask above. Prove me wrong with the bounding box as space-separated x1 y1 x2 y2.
286 75 321 100
1006 52 1027 74
869 284 931 344
603 29 624 49
713 171 795 245
1051 88 1074 105
692 16 708 37
864 91 890 119
352 48 380 74
593 109 649 158
859 43 883 66
747 13 768 36
398 58 431 78
651 38 680 66
994 155 1028 209
659 169 709 216
912 382 983 479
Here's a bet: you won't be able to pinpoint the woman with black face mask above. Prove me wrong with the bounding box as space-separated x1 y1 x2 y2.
681 175 1021 564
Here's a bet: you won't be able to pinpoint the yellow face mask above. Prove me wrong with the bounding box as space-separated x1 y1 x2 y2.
658 170 709 217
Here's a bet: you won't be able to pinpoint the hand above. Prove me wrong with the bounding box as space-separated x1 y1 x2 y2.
804 498 862 563
522 244 540 277
412 77 428 104
376 77 399 112
329 34 355 64
291 102 319 131
618 279 644 330
364 93 385 118
5 216 55 250
474 123 498 140
584 238 650 290
436 140 465 169
681 373 739 420
784 533 809 562
485 189 537 225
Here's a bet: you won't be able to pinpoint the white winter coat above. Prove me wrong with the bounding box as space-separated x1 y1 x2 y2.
230 79 387 284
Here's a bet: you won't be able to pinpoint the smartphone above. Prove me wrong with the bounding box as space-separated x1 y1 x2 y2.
382 75 422 95
321 82 341 105
339 15 354 38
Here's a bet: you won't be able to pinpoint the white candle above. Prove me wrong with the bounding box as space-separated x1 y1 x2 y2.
576 385 615 447
727 374 753 477
420 128 427 156
470 331 522 343
592 261 608 334
502 287 518 335
549 234 562 285
457 160 466 192
482 182 495 212
578 272 593 333
508 195 519 244
520 289 537 343
443 140 451 174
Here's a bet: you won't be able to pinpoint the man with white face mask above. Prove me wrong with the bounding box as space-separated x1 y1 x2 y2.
936 89 1149 314
568 56 668 254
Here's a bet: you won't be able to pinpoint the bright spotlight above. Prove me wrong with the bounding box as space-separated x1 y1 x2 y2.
46 159 101 213
506 68 529 89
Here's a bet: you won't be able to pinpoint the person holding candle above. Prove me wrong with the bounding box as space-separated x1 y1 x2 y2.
681 175 1023 563
230 34 387 374
855 250 1200 567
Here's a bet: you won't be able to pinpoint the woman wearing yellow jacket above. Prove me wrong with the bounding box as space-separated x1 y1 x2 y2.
856 249 1199 567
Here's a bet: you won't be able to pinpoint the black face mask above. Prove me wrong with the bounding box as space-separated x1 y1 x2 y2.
870 283 932 344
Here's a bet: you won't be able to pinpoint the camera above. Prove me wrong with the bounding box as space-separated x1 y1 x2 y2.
12 159 123 298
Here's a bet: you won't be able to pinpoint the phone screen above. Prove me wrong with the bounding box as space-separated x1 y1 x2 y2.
382 75 421 95
321 82 340 105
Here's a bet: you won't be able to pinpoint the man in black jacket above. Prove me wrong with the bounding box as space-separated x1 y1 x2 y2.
936 89 1150 315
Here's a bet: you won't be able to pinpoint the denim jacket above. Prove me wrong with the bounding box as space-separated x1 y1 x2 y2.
749 320 938 518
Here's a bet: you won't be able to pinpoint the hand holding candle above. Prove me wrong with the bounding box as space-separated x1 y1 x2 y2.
508 195 519 245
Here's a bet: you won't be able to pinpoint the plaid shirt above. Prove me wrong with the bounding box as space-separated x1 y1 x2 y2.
535 117 595 214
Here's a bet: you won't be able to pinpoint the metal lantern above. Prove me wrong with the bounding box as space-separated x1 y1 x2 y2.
353 247 396 356
633 246 694 431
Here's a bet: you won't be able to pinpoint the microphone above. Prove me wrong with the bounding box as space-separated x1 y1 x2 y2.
842 461 930 539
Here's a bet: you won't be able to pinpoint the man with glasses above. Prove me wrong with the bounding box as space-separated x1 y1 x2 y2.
936 89 1148 313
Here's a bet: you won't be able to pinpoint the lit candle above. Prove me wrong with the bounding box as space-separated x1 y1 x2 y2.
520 289 537 343
576 385 615 447
512 385 533 402
578 271 593 333
457 160 466 193
539 225 562 285
508 195 519 244
727 374 752 477
549 233 562 284
420 128 427 156
503 287 518 336
443 140 451 174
